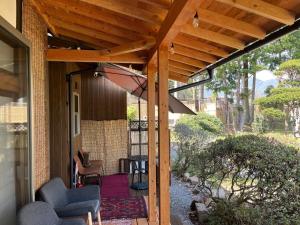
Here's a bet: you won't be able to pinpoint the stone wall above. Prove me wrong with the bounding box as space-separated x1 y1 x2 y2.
22 0 50 190
81 120 128 175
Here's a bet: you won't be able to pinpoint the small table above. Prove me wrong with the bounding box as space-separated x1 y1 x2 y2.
129 155 148 190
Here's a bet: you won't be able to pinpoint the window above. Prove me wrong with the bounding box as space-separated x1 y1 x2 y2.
0 17 31 225
73 92 80 136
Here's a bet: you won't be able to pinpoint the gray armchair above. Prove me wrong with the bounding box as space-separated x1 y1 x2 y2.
18 201 86 225
39 177 100 220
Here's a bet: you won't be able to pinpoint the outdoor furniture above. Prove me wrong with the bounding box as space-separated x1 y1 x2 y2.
18 201 86 225
39 177 101 222
78 150 105 175
130 155 148 190
74 154 102 184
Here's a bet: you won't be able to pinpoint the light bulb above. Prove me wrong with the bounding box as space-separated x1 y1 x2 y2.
170 43 175 55
193 12 199 28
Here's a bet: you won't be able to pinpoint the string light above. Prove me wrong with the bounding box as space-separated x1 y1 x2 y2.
193 11 199 28
170 43 175 55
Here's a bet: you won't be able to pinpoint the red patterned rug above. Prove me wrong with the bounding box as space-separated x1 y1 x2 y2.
100 196 148 221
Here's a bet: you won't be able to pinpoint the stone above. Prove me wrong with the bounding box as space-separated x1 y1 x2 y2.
192 188 200 195
195 203 209 223
189 176 199 185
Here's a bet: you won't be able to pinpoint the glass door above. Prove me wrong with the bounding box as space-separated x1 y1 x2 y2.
0 18 31 225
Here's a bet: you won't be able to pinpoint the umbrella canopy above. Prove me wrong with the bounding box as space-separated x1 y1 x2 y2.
101 64 196 115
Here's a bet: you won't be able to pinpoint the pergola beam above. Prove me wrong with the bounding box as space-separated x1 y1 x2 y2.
169 72 189 83
216 0 295 25
173 44 217 63
169 60 199 72
99 38 156 56
29 0 57 35
148 0 202 63
169 54 207 68
169 66 192 76
181 25 245 49
80 0 163 25
46 49 146 64
197 9 266 39
174 34 229 57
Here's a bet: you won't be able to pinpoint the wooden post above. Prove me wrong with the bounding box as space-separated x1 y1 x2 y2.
147 63 157 224
158 44 170 225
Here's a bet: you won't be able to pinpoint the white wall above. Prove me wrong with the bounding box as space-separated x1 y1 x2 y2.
0 0 17 27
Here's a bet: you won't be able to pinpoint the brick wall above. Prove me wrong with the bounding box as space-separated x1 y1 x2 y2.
22 0 50 190
81 120 128 175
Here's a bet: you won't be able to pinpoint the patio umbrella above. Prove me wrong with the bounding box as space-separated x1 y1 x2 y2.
100 63 196 115
98 63 195 190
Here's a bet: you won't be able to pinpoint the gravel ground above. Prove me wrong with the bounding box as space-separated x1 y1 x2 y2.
171 175 202 225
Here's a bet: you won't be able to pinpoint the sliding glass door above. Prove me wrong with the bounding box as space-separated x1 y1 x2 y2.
0 17 31 225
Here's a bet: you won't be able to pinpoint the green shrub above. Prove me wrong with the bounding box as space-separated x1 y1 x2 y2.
193 135 300 225
127 105 137 121
176 112 224 135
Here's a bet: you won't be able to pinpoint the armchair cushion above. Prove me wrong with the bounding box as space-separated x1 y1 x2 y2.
39 177 68 209
18 201 86 225
67 185 100 203
56 200 99 219
39 177 101 220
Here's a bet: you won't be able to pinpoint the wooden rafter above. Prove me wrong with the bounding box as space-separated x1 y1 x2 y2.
45 6 149 41
173 44 217 63
169 71 189 83
174 34 229 57
197 9 266 39
80 0 163 25
44 0 158 36
139 0 171 10
29 0 57 35
99 38 156 56
181 25 245 49
216 0 295 25
56 28 116 49
169 66 192 76
148 0 202 63
47 49 146 64
169 54 207 68
50 18 129 45
169 60 199 72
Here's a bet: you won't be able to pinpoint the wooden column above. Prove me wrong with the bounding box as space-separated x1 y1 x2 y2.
158 44 170 225
147 63 157 224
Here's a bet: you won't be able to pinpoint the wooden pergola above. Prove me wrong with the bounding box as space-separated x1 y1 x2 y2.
31 0 300 224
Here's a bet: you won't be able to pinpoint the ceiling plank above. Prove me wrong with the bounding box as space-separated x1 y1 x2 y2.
169 66 192 76
47 49 146 64
181 24 245 49
44 0 158 36
197 8 266 39
45 6 148 41
169 54 207 68
169 71 189 83
80 0 162 25
173 44 217 63
169 60 199 72
29 0 57 35
56 28 116 49
50 18 129 45
99 38 156 56
174 34 229 57
216 0 295 25
148 0 202 63
138 0 171 10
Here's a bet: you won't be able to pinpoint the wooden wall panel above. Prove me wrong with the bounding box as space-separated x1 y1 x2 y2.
49 62 70 187
81 73 127 121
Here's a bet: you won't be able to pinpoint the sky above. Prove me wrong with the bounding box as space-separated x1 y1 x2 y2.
256 70 276 81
